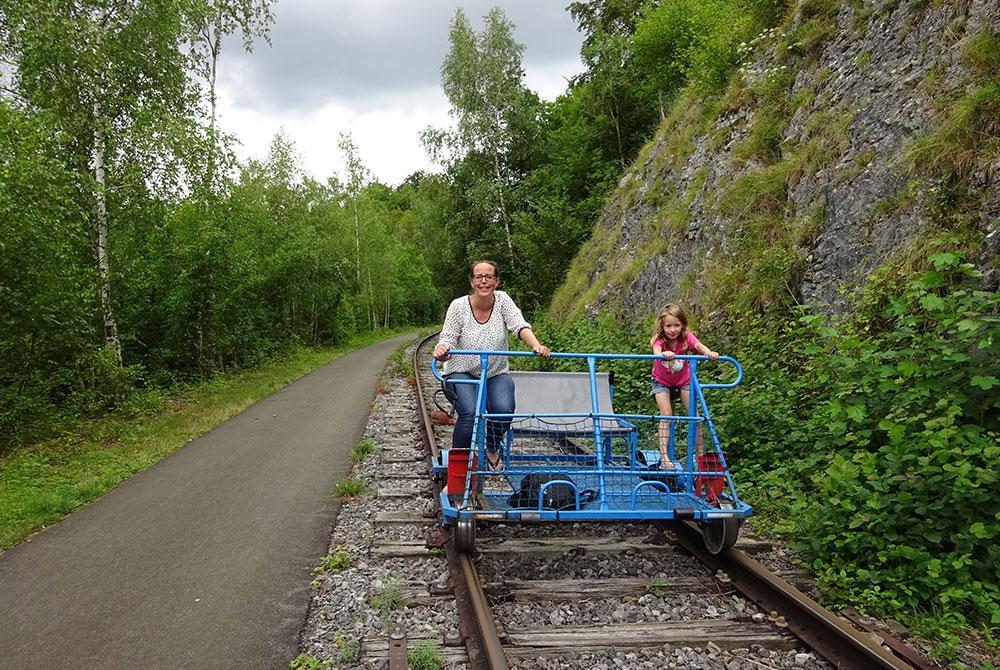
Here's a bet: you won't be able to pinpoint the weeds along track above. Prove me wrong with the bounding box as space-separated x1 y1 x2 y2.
414 334 918 670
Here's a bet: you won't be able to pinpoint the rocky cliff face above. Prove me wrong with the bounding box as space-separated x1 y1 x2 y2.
557 0 999 324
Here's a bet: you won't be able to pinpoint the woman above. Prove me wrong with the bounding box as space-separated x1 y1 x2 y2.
432 260 550 470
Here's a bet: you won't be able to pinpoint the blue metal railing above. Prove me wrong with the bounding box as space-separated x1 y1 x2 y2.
431 351 743 513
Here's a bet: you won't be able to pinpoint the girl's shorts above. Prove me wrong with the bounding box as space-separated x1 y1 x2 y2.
650 379 683 401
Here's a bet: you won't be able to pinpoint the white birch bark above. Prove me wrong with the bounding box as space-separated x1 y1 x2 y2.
92 97 122 364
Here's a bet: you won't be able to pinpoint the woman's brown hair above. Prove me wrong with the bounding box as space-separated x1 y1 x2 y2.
469 259 499 278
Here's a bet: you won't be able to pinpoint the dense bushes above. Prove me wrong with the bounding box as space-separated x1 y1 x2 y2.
0 102 97 446
710 252 998 627
788 253 998 626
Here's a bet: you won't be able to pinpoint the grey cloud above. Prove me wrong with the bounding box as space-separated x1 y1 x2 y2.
219 0 583 115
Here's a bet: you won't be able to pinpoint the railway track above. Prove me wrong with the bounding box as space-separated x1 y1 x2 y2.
412 333 928 670
296 334 934 669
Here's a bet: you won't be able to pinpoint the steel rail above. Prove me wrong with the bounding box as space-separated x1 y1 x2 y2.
671 521 912 670
413 333 509 670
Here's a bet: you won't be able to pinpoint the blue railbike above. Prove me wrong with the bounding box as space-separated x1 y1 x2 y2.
431 350 751 554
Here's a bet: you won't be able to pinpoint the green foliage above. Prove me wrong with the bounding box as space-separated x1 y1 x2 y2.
332 633 359 664
792 253 999 626
644 577 667 596
334 477 364 498
709 149 820 316
351 439 376 463
777 0 841 62
731 67 797 164
422 7 542 275
633 0 780 95
407 640 444 670
962 30 1000 84
0 335 392 550
315 546 352 573
371 574 406 614
0 101 94 449
905 30 1000 183
718 162 791 221
907 82 1000 180
289 654 330 670
1 3 439 454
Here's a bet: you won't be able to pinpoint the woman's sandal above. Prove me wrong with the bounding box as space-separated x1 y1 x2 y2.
486 453 504 471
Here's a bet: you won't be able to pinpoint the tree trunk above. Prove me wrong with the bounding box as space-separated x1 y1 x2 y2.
367 272 376 331
353 201 361 283
92 99 122 365
206 24 221 191
492 151 515 265
612 98 625 169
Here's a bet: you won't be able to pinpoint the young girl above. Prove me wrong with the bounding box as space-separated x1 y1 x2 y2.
650 304 719 469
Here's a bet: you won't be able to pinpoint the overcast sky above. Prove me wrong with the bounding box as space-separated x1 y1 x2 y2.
216 1 586 186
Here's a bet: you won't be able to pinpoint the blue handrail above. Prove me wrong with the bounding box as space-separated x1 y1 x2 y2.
431 349 749 520
431 350 742 388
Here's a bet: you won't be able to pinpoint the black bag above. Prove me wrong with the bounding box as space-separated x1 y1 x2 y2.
508 474 595 510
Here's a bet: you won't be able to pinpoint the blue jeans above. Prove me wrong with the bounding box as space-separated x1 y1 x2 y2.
444 372 515 456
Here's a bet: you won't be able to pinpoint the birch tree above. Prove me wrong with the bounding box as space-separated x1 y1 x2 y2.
1 0 270 363
422 7 537 268
338 133 370 284
2 1 194 361
185 0 274 193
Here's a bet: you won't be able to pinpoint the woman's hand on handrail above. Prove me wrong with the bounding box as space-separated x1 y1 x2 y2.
432 344 451 361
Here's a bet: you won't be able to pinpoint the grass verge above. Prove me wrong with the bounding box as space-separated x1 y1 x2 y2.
0 329 416 552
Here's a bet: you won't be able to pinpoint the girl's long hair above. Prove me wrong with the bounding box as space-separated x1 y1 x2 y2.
652 303 691 353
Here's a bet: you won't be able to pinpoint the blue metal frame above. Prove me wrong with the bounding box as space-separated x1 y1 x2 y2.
431 351 750 524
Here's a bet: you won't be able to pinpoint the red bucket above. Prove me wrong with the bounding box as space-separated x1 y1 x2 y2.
447 449 476 494
696 451 726 502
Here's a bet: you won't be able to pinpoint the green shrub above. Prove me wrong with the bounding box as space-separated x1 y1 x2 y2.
544 250 999 638
717 161 791 221
334 477 364 498
332 633 359 664
792 252 999 626
777 0 840 63
351 438 376 462
68 346 146 416
315 545 351 573
289 654 330 670
371 574 406 614
962 30 1000 84
407 640 443 670
907 82 1000 179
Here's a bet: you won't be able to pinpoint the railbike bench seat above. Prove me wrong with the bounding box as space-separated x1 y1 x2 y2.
432 370 643 481
505 370 638 450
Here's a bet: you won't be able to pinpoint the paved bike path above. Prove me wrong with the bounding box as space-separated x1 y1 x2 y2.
0 334 415 670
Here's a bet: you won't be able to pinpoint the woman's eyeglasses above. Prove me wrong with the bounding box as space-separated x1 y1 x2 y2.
471 274 496 281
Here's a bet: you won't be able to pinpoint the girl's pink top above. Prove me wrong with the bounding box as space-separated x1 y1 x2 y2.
652 332 701 387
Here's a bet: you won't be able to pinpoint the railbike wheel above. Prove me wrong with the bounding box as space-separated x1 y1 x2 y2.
455 518 476 554
702 501 740 555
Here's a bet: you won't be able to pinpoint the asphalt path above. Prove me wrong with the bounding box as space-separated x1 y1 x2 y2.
0 333 416 670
